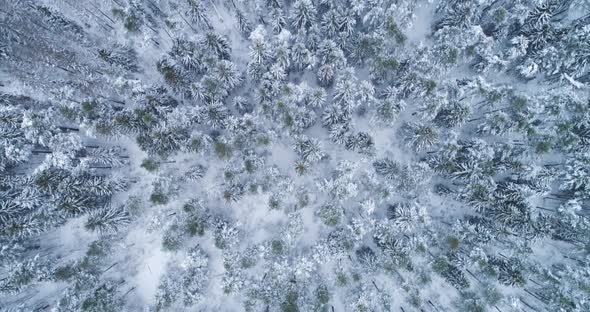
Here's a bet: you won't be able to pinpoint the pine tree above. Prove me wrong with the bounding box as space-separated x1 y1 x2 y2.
186 0 212 29
200 32 231 60
79 282 123 312
181 245 209 305
0 255 52 294
375 98 405 124
98 45 139 72
386 202 426 232
356 246 378 271
214 60 242 90
269 7 287 34
317 64 335 86
345 132 375 155
290 37 313 70
316 203 343 226
433 257 470 289
235 7 253 36
84 147 125 168
294 136 325 163
434 101 471 128
85 205 130 235
401 122 438 151
291 0 316 31
561 152 590 199
373 158 401 180
185 164 207 181
169 38 204 72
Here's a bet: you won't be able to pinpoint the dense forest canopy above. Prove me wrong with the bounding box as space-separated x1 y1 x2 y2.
1 0 590 311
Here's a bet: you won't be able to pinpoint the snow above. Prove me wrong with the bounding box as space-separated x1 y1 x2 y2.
407 1 435 44
2 0 590 311
131 236 170 303
267 141 298 173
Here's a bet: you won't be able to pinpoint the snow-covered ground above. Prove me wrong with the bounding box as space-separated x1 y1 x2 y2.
1 0 590 311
